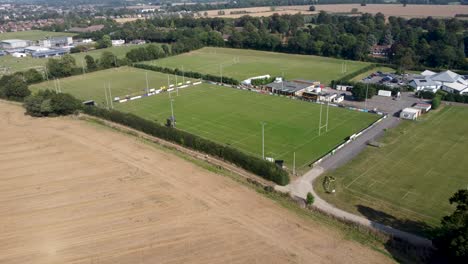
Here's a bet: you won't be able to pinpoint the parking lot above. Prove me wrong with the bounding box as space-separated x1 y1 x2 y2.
321 87 427 115
360 71 419 89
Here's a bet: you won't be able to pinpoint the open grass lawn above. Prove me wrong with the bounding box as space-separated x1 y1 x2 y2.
115 83 379 170
0 30 75 41
315 106 468 236
0 44 154 74
143 47 371 85
30 67 187 105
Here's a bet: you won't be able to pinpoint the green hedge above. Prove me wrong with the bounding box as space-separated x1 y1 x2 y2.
334 64 378 83
133 63 240 85
83 106 290 185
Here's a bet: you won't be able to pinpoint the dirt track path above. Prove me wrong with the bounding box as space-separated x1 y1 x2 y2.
0 102 392 264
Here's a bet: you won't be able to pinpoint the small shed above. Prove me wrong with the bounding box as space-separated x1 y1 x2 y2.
400 108 421 120
336 85 353 91
412 103 432 113
378 90 392 97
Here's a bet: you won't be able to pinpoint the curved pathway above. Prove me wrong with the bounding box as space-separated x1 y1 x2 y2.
277 116 433 247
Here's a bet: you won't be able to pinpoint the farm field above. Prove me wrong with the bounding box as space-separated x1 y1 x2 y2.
0 44 154 74
116 83 379 170
144 47 371 84
30 66 186 105
205 4 468 19
0 101 393 264
0 30 75 41
315 106 468 236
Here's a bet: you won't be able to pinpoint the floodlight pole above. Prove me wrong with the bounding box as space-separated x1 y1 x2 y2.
108 82 114 109
261 122 266 159
319 103 323 136
145 71 149 94
104 84 109 109
81 59 86 76
170 99 175 128
175 74 179 96
182 65 185 83
220 64 223 85
293 152 296 175
326 102 330 132
365 83 369 110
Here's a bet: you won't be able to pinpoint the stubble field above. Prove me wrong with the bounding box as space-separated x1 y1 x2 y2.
205 4 468 19
0 101 392 263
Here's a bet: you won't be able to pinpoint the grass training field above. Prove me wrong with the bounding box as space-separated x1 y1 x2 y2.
30 67 186 105
0 30 75 41
144 47 371 84
115 83 379 170
0 44 154 74
316 106 468 236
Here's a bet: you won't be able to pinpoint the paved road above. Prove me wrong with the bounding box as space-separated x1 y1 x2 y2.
279 115 433 247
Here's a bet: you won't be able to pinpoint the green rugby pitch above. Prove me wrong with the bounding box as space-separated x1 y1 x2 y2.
143 47 371 84
115 83 379 170
30 67 188 106
316 106 468 236
31 66 379 172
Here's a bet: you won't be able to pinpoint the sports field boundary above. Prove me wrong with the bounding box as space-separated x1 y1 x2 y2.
312 113 387 167
79 111 432 262
79 113 277 187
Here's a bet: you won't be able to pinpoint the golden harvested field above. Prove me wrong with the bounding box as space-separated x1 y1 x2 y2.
0 102 392 264
206 4 468 18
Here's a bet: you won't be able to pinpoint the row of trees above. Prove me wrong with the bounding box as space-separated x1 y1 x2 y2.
134 64 240 85
126 44 171 63
96 12 467 71
83 106 289 185
46 52 125 78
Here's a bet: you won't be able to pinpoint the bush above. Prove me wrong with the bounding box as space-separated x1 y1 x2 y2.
0 75 31 101
83 106 289 185
251 76 276 86
23 90 82 117
306 192 314 205
432 96 441 110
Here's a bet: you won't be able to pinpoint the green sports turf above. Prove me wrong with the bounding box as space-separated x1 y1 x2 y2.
0 44 156 74
30 67 189 106
0 30 75 41
115 83 379 170
143 47 371 85
316 106 468 236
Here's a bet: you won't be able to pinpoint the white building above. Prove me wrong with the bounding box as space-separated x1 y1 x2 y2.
409 70 468 94
24 46 50 54
400 108 421 120
11 52 27 58
0 39 29 49
409 78 439 93
112 39 125 46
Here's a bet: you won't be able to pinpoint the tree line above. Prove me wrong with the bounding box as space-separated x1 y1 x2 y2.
133 63 240 85
84 12 467 71
83 106 289 185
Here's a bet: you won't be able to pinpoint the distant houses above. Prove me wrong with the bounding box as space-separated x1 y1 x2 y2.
409 70 468 95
